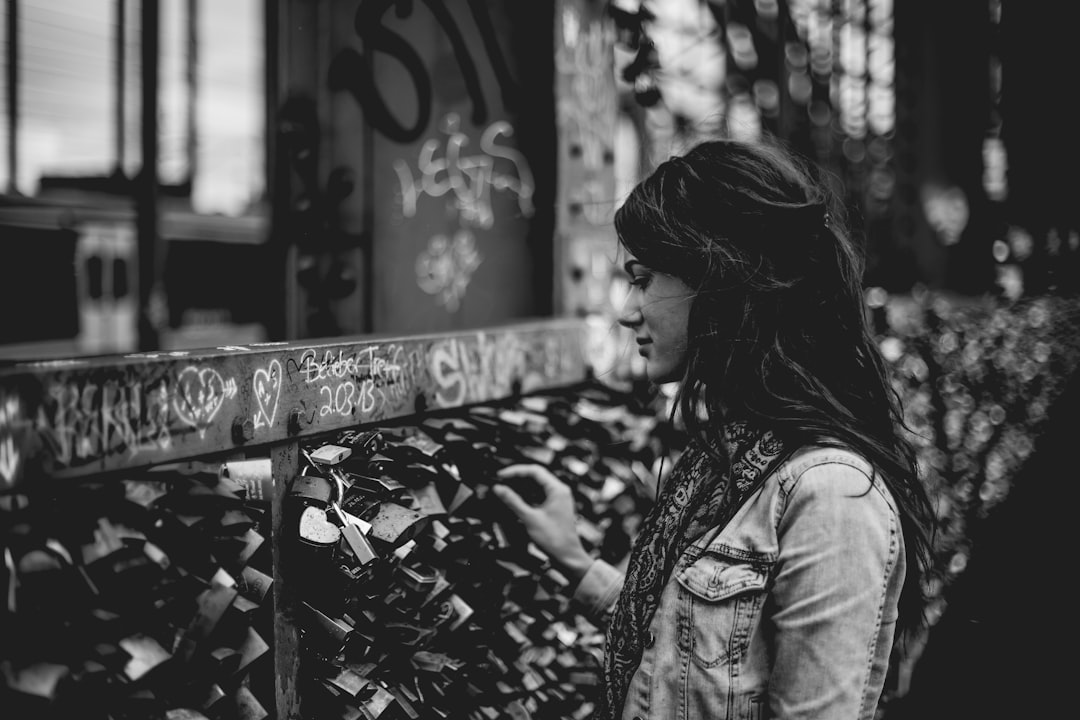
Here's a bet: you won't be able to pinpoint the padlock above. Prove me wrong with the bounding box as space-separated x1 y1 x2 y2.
175 582 239 662
335 561 373 597
366 502 430 548
298 505 341 548
343 473 413 505
436 593 474 632
235 627 270 674
395 561 439 596
157 476 247 517
374 440 432 466
397 461 443 490
362 452 397 477
339 491 382 522
414 568 453 610
301 601 354 657
289 474 334 507
236 566 273 603
335 428 384 456
360 683 397 718
217 508 256 534
231 685 269 720
326 666 373 698
422 416 479 435
199 684 228 713
433 471 475 515
379 619 436 651
387 684 422 719
220 458 274 502
213 527 265 570
164 709 211 720
329 474 378 566
308 444 353 466
119 632 172 682
409 482 448 516
209 646 242 677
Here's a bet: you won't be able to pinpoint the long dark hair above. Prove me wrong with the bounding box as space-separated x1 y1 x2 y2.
614 137 934 636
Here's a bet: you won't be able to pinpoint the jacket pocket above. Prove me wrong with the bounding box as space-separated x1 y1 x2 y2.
675 552 770 668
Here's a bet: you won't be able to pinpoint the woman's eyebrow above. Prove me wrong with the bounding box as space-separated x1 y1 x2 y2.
623 260 643 274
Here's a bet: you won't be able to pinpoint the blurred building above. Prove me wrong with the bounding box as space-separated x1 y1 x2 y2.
1 0 591 361
1 0 1077 360
0 0 268 358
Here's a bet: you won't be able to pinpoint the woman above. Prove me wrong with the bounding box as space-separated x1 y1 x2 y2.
492 138 935 720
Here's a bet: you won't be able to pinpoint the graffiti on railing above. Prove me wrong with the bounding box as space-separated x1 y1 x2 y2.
0 322 587 482
0 395 22 485
252 360 282 430
41 373 177 467
429 330 574 408
174 366 239 437
286 343 429 426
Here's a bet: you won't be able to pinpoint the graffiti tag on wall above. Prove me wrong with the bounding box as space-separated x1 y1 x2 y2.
393 114 535 230
329 1 537 316
392 113 535 312
329 0 520 142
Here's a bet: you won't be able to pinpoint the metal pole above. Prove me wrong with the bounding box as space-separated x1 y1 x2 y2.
137 0 161 351
186 0 197 186
115 0 125 174
6 0 19 194
265 0 289 341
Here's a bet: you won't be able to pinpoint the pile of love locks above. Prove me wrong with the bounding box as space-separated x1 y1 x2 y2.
868 287 1080 703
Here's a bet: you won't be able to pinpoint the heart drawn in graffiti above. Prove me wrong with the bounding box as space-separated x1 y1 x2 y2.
253 359 282 427
174 366 228 432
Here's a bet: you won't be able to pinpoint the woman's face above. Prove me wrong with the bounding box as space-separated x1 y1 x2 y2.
617 256 695 384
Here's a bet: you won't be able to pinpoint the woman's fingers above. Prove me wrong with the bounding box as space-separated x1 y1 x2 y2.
490 483 533 517
496 463 552 481
491 464 593 581
497 464 568 498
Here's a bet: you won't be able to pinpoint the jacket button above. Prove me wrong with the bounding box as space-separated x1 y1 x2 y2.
644 631 655 648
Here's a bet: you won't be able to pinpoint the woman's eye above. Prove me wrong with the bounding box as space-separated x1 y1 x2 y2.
629 275 650 289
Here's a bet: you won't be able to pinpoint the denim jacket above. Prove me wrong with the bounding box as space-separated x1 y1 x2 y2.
574 446 906 720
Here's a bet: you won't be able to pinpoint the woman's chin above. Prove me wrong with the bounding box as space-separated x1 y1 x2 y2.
647 367 679 384
644 357 689 385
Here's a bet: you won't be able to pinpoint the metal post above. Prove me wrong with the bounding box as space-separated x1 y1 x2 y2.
265 0 287 341
137 0 161 351
6 0 19 194
271 441 301 719
115 0 125 175
186 0 197 187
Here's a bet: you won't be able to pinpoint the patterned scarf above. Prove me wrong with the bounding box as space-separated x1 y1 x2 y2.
598 422 789 719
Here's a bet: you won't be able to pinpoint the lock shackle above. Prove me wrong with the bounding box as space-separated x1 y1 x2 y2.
332 472 347 508
300 449 316 476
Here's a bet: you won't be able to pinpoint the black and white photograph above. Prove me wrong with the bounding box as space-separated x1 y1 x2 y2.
1 2 1074 718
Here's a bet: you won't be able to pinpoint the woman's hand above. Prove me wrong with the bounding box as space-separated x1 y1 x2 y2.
492 464 594 583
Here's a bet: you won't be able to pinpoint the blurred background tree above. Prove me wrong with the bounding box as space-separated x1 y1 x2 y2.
609 0 1079 300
